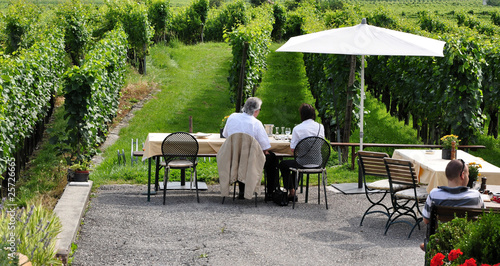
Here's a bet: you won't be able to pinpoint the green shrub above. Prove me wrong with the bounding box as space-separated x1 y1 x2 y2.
426 217 471 262
226 4 273 104
324 4 362 28
170 0 208 44
122 0 153 71
283 12 304 39
93 0 126 38
0 28 66 174
61 27 127 163
458 211 500 264
204 0 248 42
271 3 286 42
426 212 500 265
417 11 450 33
487 0 500 6
56 0 92 66
283 0 301 11
316 0 343 11
250 0 267 7
0 204 62 265
366 8 399 28
209 0 224 8
456 11 480 28
491 11 500 26
147 0 171 43
2 0 40 54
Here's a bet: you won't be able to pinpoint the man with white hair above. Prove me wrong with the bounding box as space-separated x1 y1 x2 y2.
222 97 278 199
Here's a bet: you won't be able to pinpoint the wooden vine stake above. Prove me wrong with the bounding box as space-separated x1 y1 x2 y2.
236 42 249 113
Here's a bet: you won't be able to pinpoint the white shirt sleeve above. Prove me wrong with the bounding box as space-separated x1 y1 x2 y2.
290 120 324 149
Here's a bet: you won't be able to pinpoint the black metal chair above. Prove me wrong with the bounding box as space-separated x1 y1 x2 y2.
160 132 199 205
358 151 410 226
383 158 428 238
131 138 144 166
289 136 331 209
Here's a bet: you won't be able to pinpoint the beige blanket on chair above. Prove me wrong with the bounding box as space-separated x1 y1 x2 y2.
217 133 266 199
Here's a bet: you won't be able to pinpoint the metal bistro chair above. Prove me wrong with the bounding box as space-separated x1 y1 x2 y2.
358 151 410 226
160 132 199 205
290 136 331 209
384 158 428 238
131 138 144 166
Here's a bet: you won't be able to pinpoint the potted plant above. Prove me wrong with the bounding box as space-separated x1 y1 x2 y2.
67 161 91 182
440 134 459 160
467 162 481 188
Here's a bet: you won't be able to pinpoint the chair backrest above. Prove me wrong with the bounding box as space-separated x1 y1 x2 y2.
216 133 266 197
383 158 418 189
426 203 499 240
294 136 330 169
358 151 389 177
161 132 199 165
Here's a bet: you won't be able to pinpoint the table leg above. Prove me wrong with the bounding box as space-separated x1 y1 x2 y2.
358 164 363 188
155 157 160 191
147 158 151 202
351 146 356 170
352 146 363 188
142 157 157 199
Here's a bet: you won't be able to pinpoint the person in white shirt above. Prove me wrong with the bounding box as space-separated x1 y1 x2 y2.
222 97 279 199
279 103 325 202
222 97 270 150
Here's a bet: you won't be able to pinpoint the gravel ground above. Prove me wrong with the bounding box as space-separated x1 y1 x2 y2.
72 184 426 266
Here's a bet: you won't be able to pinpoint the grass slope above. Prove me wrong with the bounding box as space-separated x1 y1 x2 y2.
91 41 233 185
256 43 315 127
92 41 428 187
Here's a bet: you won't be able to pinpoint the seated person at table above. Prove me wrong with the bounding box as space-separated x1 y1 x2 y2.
278 103 325 202
222 97 279 199
420 159 484 250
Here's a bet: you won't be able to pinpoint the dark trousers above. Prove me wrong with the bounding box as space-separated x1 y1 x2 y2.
279 160 299 190
264 152 279 194
239 151 279 196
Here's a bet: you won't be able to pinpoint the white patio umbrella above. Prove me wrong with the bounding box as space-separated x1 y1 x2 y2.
276 18 446 150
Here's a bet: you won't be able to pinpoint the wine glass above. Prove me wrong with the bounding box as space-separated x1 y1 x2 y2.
285 127 291 140
281 127 285 135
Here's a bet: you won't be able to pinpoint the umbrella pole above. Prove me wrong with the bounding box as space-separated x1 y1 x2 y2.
360 55 365 151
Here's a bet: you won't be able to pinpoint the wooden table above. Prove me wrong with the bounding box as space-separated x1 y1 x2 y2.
331 142 485 189
330 142 485 170
483 185 500 209
142 133 293 201
143 133 293 160
392 149 500 193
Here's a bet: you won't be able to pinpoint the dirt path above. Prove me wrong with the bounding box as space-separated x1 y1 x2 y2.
91 87 158 167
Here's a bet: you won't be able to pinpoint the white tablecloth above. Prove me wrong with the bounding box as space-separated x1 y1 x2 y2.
142 133 293 160
392 149 500 193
